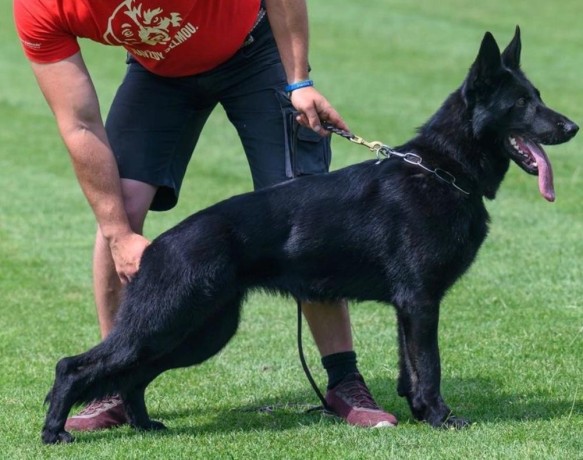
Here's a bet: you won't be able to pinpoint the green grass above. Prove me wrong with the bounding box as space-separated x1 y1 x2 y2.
1 1 582 458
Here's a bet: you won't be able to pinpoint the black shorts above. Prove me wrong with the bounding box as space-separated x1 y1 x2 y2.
105 17 331 211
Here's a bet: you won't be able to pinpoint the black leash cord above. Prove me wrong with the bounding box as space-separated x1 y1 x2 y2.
296 299 331 412
290 120 329 412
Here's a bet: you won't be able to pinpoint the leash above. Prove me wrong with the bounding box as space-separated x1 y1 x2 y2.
287 122 333 414
321 122 470 195
296 300 332 413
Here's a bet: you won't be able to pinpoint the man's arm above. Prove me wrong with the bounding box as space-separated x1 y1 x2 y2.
31 52 149 282
265 0 348 133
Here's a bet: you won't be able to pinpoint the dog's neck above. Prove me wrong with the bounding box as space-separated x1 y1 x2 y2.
405 89 511 200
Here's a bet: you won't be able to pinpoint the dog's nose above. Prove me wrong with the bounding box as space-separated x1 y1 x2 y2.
562 120 579 139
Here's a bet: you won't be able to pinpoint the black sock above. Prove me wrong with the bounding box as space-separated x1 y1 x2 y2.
321 351 359 390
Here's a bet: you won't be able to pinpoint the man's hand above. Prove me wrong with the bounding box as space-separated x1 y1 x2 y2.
109 233 151 284
290 86 349 135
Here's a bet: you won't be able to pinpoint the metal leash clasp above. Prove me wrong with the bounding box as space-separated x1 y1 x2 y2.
349 135 383 152
349 136 390 164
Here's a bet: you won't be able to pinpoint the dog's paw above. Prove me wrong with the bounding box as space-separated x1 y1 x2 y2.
148 420 167 431
439 415 471 430
41 429 74 445
133 419 167 432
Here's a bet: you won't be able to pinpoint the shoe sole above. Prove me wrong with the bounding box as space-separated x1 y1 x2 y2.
373 420 396 428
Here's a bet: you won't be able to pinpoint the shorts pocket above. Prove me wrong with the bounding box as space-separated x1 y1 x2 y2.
278 92 332 178
292 125 332 176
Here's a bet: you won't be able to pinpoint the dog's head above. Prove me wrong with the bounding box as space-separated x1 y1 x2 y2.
462 26 578 201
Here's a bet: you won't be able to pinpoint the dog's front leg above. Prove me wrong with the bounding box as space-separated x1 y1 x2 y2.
396 308 469 428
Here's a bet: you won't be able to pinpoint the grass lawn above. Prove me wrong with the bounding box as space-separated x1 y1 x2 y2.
1 1 581 458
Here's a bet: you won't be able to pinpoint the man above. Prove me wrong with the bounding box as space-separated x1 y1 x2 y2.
14 0 397 429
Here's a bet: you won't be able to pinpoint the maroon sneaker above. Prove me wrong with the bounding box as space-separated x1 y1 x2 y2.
64 396 128 432
325 373 398 428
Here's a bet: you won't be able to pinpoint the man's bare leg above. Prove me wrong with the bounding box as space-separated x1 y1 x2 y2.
301 299 352 356
301 300 397 427
65 179 157 431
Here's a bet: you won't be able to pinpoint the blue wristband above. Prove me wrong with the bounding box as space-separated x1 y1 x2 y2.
285 79 314 93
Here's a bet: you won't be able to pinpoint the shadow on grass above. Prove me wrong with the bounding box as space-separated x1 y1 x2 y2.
75 375 580 443
437 376 581 425
81 396 338 444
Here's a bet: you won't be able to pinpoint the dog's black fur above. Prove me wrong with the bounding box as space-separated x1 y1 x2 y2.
42 27 578 443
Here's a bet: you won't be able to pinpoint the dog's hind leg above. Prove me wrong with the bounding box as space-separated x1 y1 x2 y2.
396 306 469 429
42 226 243 443
41 342 129 444
41 321 189 444
122 385 166 432
120 297 243 432
42 355 86 444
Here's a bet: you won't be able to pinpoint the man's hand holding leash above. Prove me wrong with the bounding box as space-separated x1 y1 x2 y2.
289 84 349 135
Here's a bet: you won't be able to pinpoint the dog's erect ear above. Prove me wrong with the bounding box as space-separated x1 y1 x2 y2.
501 26 521 70
462 32 502 103
473 32 502 82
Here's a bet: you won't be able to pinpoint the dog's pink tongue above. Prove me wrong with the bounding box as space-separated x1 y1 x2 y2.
527 139 555 202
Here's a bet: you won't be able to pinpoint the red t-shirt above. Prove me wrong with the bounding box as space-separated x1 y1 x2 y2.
14 0 261 77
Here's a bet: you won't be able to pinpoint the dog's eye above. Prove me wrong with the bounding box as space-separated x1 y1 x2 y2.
516 97 527 107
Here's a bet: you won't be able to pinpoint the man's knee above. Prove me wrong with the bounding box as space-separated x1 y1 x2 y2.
120 179 158 232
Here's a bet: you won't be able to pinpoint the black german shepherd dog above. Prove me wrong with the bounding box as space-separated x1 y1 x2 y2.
42 27 577 443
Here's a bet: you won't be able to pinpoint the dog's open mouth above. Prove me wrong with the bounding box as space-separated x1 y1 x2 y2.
507 134 555 202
